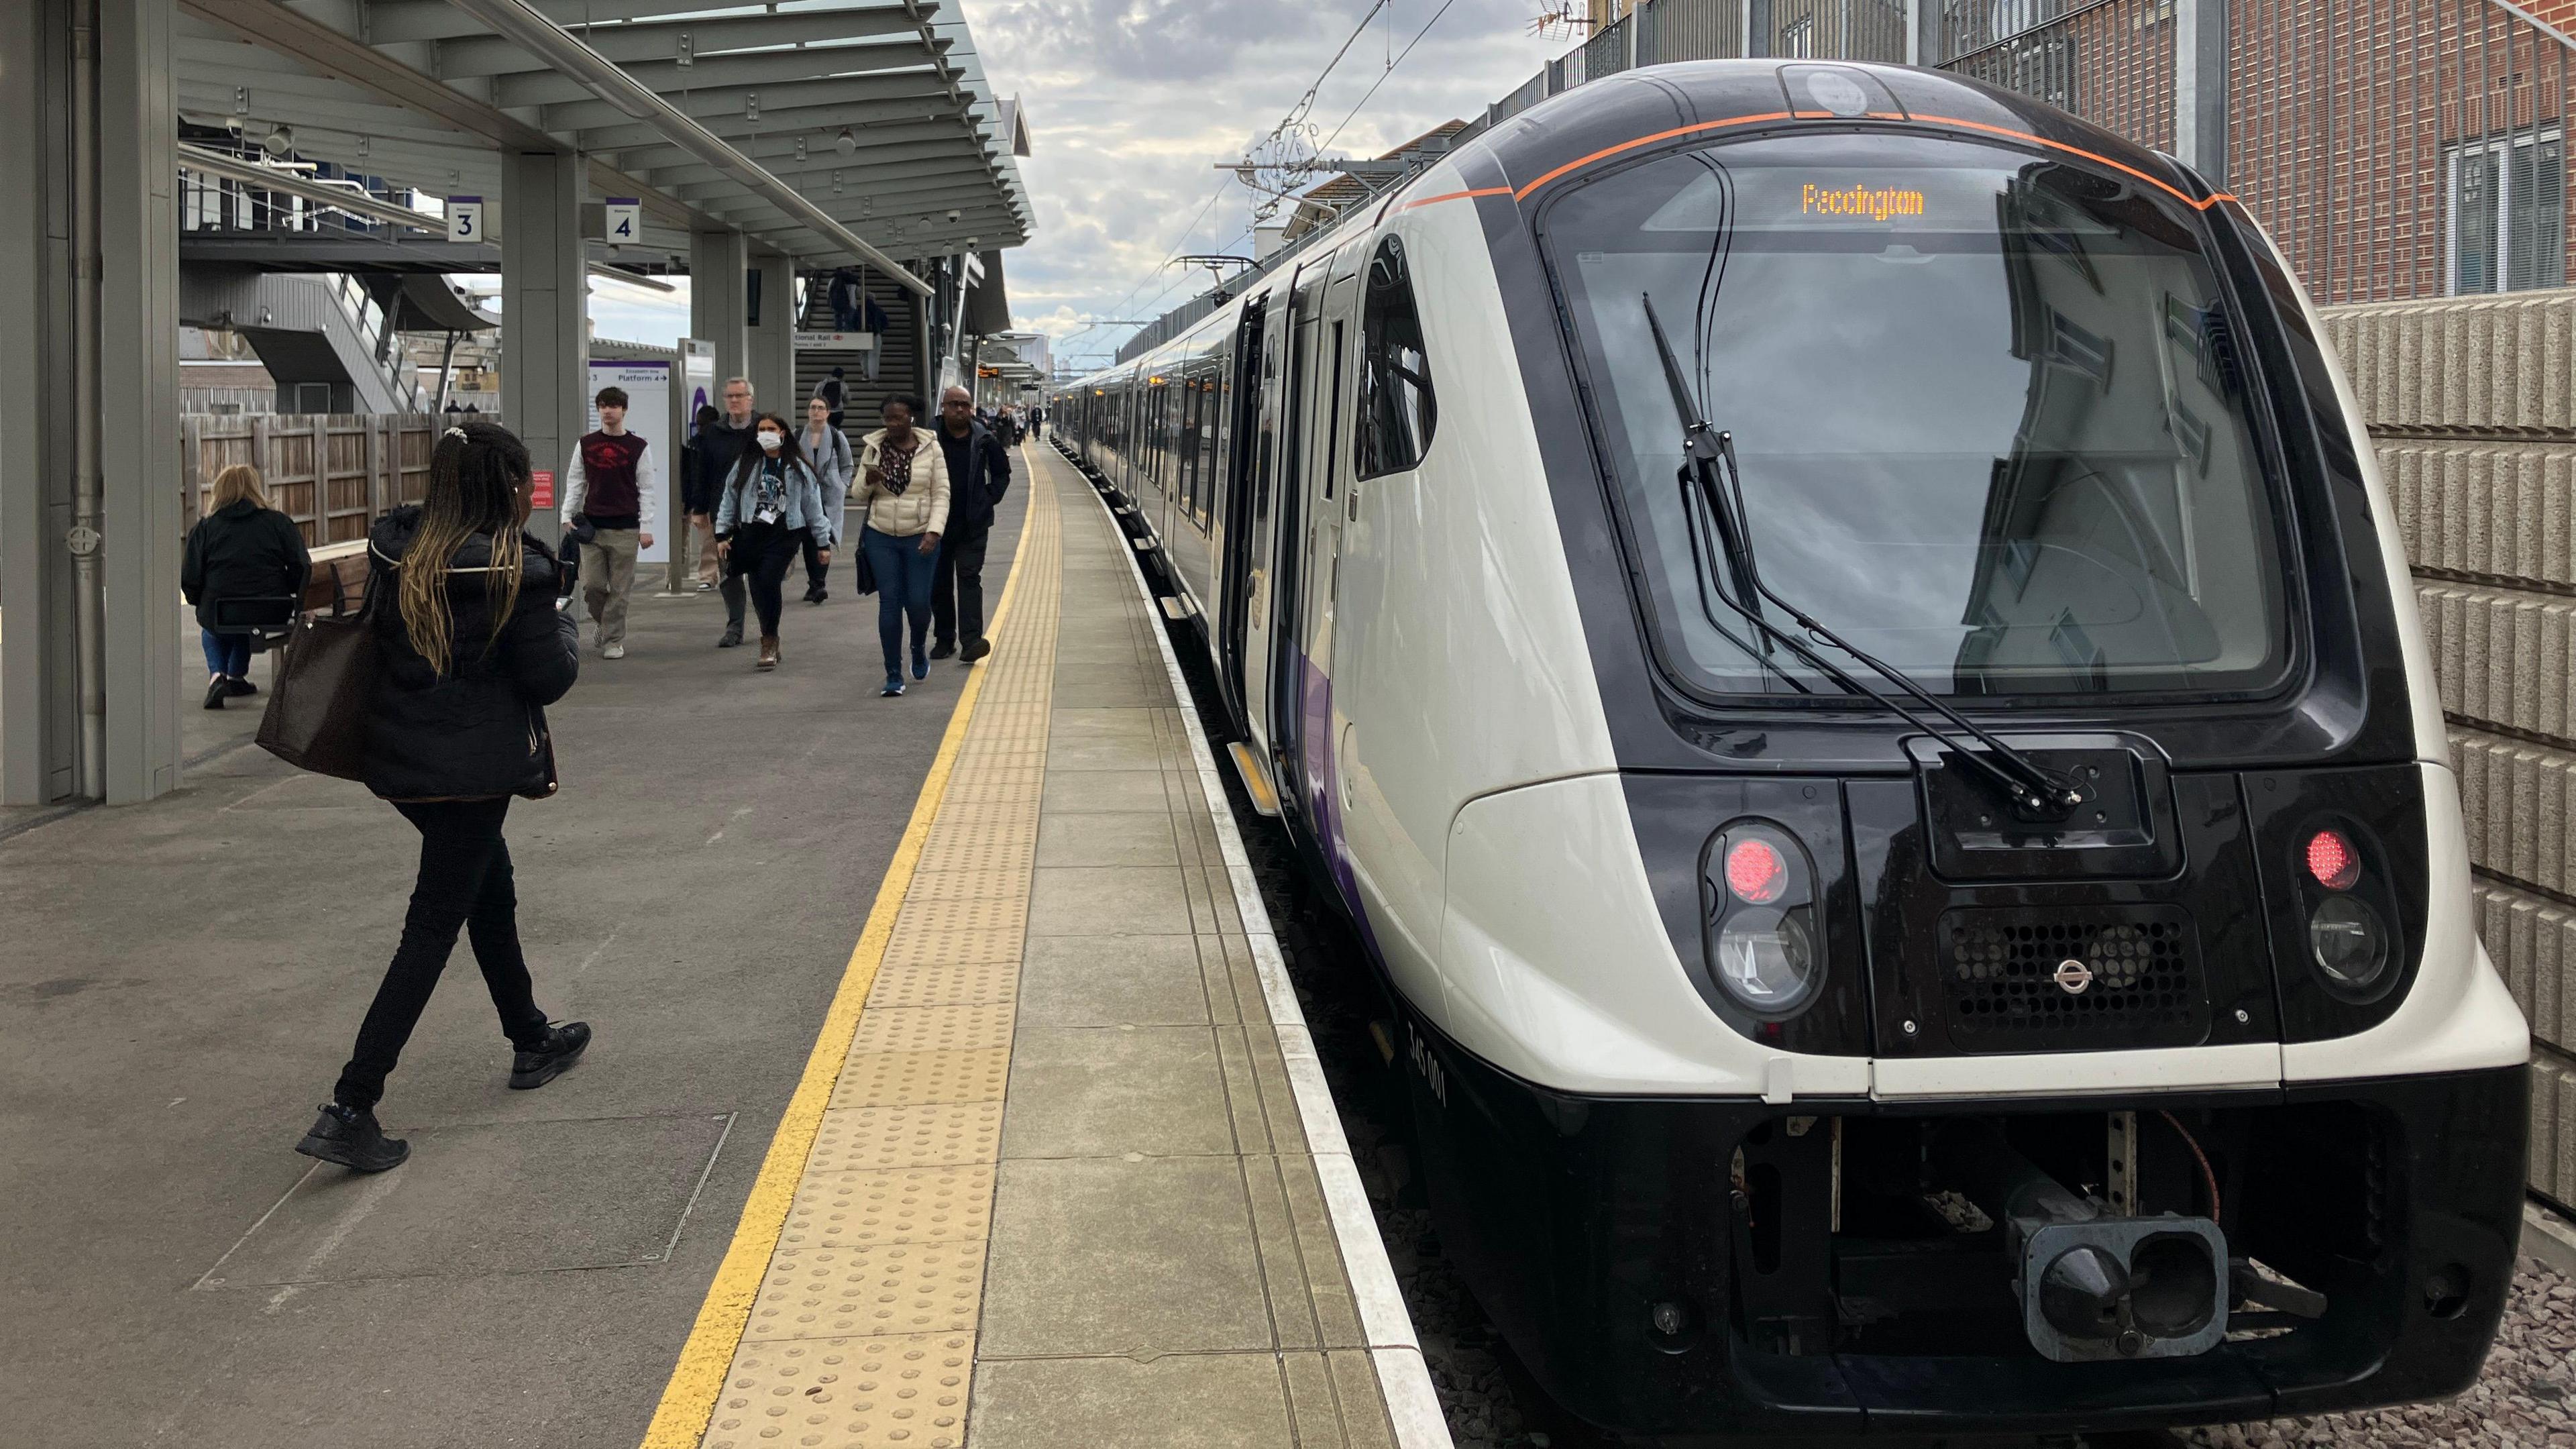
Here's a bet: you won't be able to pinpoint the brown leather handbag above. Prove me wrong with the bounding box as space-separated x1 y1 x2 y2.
256 593 379 782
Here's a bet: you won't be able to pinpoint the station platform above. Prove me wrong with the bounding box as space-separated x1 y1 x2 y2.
0 445 1439 1449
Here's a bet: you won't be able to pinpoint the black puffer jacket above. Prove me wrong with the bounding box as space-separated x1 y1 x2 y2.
362 506 579 802
180 498 311 631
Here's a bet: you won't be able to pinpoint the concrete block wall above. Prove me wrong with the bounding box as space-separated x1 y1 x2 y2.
2324 290 2576 1207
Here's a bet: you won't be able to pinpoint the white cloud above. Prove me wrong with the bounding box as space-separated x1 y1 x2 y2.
975 0 1565 373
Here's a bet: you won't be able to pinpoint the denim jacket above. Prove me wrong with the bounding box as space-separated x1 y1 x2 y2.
714 453 833 545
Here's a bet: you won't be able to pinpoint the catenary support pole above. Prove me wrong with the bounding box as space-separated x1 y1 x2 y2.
2175 0 2230 183
502 148 586 552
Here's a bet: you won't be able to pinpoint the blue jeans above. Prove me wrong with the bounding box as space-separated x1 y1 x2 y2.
201 628 252 680
861 527 937 678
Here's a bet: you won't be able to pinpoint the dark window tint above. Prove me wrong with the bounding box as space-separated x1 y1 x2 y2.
1355 235 1437 480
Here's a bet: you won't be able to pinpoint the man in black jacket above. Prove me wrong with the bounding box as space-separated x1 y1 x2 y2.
930 384 1012 663
700 378 762 645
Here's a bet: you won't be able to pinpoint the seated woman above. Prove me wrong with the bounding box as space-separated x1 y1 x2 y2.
180 463 311 710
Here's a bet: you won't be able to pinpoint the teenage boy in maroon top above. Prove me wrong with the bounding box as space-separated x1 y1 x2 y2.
561 385 659 659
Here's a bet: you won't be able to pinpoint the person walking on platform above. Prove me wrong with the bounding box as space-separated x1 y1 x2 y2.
703 378 763 646
296 419 589 1173
180 463 310 710
857 292 891 381
561 385 657 660
855 395 949 696
682 404 724 592
1029 403 1044 441
798 393 853 605
714 412 833 672
929 384 1010 665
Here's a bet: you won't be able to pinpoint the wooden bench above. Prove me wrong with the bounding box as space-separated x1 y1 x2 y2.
299 539 371 617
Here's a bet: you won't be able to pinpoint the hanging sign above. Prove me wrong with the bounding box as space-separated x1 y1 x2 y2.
447 195 484 242
603 197 641 244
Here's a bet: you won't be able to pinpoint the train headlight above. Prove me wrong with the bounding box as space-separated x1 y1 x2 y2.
2308 895 2390 989
1705 822 1823 1016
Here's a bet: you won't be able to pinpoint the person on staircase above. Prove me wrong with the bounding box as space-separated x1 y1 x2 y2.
854 395 949 696
559 385 657 660
798 393 853 605
930 384 1010 665
713 412 833 672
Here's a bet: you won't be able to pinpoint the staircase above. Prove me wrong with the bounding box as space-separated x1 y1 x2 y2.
797 270 923 446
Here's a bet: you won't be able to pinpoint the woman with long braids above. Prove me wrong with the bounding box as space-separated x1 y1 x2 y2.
713 409 834 671
295 419 588 1173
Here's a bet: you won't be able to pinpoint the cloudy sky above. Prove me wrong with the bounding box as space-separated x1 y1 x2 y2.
586 0 1568 368
972 0 1564 371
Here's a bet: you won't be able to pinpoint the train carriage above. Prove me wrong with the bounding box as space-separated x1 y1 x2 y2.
1054 59 2530 1438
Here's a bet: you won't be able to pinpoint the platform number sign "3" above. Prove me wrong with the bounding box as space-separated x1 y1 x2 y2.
447 196 483 242
604 198 641 244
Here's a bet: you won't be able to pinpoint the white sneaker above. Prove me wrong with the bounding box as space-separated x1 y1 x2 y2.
603 642 626 659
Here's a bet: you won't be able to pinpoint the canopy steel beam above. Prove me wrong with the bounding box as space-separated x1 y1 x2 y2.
366 0 932 46
540 70 959 134
488 39 949 111
435 8 928 80
441 0 932 289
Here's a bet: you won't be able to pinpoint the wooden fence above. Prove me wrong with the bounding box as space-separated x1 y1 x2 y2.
179 413 462 545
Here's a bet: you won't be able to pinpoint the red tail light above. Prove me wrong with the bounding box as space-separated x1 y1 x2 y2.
2305 828 2361 892
1725 837 1788 904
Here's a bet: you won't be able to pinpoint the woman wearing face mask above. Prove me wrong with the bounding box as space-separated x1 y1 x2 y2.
713 412 833 671
853 395 949 697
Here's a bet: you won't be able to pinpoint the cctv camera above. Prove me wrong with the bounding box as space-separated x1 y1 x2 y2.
946 209 961 223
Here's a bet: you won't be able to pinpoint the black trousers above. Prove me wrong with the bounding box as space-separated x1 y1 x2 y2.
724 523 804 637
799 526 832 595
333 797 550 1111
930 524 991 649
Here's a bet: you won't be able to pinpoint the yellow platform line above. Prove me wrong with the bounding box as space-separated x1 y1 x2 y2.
638 480 1040 1449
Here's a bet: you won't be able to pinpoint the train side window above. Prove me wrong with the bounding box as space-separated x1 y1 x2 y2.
1356 234 1437 481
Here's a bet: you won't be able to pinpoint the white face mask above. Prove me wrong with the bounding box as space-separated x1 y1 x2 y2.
757 430 783 453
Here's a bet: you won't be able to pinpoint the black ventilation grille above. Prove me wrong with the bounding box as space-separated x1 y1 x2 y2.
1937 906 2209 1052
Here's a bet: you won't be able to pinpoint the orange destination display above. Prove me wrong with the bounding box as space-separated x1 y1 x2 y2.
1799 180 1928 221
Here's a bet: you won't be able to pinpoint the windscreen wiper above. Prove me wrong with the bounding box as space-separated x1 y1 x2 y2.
1640 295 2082 821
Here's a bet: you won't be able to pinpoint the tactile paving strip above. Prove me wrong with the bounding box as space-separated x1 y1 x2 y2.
701 1333 975 1449
826 1048 1013 1109
743 1242 989 1342
899 869 1031 905
812 1102 1006 1170
779 1165 996 1251
849 1002 1018 1055
862 959 1020 1010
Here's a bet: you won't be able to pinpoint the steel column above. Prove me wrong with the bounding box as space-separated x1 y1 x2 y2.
502 147 586 550
747 245 796 413
690 225 751 402
2175 0 2229 182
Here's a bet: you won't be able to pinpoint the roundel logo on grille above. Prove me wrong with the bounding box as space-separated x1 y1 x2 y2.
2053 958 2095 995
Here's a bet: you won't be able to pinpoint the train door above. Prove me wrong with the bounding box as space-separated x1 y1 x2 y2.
1295 257 1364 836
1237 296 1291 767
1267 264 1332 822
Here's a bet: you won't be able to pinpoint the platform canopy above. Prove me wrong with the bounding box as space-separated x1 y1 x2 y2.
176 0 1034 283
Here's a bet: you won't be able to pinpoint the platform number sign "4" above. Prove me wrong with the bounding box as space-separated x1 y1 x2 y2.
604 198 641 244
447 196 483 242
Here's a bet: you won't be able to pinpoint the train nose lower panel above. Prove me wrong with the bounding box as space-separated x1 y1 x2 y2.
1396 1004 2528 1437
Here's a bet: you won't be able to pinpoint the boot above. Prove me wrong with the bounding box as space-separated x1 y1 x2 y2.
959 638 993 664
295 1103 410 1172
508 1020 592 1090
203 676 228 710
757 636 781 671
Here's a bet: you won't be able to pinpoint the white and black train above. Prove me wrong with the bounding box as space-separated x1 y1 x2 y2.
1053 60 2531 1438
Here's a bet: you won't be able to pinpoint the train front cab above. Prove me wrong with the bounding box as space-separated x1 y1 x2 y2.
1371 64 2534 1438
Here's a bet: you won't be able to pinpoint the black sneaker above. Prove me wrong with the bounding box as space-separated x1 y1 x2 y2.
804 585 828 605
717 623 744 648
509 1020 592 1090
929 639 957 660
295 1104 410 1172
225 676 259 697
959 638 992 664
203 676 228 710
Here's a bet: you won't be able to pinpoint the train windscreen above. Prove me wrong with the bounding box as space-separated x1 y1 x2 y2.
1542 131 2293 700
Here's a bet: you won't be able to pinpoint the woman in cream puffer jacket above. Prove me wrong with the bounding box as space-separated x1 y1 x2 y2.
853 396 951 694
